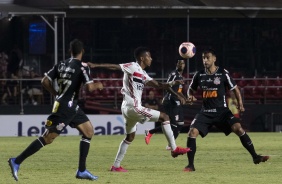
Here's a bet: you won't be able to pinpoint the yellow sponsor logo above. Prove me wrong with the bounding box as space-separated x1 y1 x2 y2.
46 120 52 126
203 90 218 98
52 101 60 113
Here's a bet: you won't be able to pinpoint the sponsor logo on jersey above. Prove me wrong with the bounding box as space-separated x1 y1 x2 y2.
58 63 66 72
56 123 65 131
207 78 213 82
203 109 217 112
46 120 52 126
214 77 221 85
203 90 218 98
68 100 73 107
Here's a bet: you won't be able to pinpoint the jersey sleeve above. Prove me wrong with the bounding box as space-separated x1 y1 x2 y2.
143 72 153 84
167 72 176 82
189 72 199 91
44 64 58 82
168 71 182 93
81 62 93 85
224 69 237 90
119 62 135 75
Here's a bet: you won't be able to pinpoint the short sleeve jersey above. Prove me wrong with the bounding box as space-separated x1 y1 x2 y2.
163 69 183 102
189 67 236 110
45 58 93 103
119 62 153 107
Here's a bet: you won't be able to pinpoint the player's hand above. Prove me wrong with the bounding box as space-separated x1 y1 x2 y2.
237 103 245 112
186 95 197 105
178 95 187 105
174 80 184 85
95 82 103 90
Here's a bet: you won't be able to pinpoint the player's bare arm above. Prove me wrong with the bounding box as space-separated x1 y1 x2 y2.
232 86 245 112
41 76 57 96
178 91 195 105
86 82 103 92
186 88 197 105
87 62 121 70
147 80 186 104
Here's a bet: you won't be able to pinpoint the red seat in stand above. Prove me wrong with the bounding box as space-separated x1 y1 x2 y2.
243 87 264 100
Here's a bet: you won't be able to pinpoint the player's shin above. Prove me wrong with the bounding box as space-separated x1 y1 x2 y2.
187 137 196 166
161 121 176 150
239 132 257 158
15 136 46 164
79 136 91 172
113 139 131 168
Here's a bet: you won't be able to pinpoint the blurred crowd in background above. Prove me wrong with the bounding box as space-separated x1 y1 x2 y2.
0 17 282 106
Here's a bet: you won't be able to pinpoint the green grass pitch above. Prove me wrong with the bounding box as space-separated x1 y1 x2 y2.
1 133 281 184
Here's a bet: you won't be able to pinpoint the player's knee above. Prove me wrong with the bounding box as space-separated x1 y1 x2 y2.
188 128 199 137
83 129 94 138
159 112 170 122
125 133 135 142
43 136 55 145
231 123 244 135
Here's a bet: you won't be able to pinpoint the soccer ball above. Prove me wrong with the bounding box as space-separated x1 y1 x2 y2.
178 42 196 59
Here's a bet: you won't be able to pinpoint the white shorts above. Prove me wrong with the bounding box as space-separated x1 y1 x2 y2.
121 105 160 134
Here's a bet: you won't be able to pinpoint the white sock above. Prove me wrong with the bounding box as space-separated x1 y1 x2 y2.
113 139 131 168
162 121 176 150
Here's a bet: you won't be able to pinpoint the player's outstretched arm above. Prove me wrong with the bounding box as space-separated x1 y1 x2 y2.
86 82 103 92
147 80 186 104
87 62 121 70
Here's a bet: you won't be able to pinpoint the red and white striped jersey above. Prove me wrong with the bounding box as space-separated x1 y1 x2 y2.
119 62 153 107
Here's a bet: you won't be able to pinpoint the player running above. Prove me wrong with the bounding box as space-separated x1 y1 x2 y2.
8 39 103 181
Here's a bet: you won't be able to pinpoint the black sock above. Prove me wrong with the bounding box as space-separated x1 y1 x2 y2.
149 126 162 134
79 136 91 172
187 137 196 167
239 133 257 158
173 125 183 139
15 137 46 164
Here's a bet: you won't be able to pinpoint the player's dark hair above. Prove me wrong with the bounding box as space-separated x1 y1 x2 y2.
202 48 216 56
70 39 84 57
134 47 150 60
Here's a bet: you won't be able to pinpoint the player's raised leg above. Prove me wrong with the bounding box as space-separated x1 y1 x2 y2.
158 112 190 158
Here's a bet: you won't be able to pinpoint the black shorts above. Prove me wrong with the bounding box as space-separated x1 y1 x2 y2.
45 101 89 134
163 99 184 125
190 108 240 137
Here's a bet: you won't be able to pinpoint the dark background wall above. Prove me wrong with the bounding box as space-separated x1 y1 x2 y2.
1 17 282 78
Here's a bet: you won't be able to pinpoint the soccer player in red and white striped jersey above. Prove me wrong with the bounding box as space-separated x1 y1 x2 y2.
88 47 192 172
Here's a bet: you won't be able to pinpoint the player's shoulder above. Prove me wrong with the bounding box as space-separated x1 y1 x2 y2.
220 67 231 75
81 62 88 68
196 69 205 76
169 69 177 76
